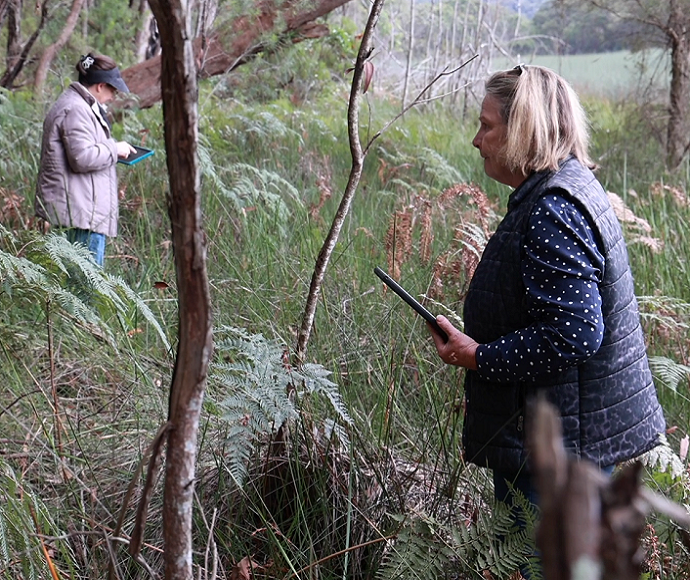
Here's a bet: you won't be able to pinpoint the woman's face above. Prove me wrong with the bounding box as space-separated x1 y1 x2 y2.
89 82 117 105
472 95 524 188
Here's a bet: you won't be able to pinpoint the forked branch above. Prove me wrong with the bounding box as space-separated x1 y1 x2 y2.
294 4 477 361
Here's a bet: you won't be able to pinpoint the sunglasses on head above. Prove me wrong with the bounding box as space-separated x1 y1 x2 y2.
512 64 526 75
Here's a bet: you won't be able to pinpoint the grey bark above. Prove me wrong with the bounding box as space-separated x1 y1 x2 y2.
146 0 213 577
295 0 386 362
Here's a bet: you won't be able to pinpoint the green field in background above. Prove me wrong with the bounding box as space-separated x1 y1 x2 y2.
494 49 670 98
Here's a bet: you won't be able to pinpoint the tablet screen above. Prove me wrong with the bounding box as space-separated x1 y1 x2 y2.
118 146 154 165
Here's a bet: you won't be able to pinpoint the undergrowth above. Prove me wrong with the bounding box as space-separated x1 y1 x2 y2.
0 71 689 579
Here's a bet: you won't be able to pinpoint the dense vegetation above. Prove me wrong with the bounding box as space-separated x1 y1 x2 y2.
1 6 690 580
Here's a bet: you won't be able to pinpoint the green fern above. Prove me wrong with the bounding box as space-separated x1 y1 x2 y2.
378 146 467 191
0 226 170 350
649 356 690 394
376 499 538 580
226 107 303 143
638 295 690 331
210 325 351 487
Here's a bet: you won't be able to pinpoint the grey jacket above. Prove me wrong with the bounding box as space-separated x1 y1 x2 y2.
35 83 119 237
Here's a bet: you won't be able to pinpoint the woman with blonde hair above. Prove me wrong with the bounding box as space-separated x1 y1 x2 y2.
428 65 665 573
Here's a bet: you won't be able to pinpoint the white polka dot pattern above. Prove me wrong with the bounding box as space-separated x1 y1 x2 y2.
476 192 605 381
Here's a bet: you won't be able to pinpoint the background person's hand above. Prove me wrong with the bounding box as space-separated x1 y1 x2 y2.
116 141 137 158
428 315 479 370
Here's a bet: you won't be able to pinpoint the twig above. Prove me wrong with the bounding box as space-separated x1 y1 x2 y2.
294 0 475 362
107 421 172 580
45 299 69 482
282 534 396 579
363 55 478 157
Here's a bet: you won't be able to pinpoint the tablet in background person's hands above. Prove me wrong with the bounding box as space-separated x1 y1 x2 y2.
118 145 154 165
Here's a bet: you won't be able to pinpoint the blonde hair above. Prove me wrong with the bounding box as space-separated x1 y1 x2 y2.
485 65 594 174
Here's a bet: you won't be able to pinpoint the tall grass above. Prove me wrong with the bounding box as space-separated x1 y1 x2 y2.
0 62 689 579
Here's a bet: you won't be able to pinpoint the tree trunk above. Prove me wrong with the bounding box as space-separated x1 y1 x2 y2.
122 0 352 108
666 0 690 170
401 0 415 109
134 2 154 61
5 0 22 69
33 0 85 92
146 0 212 577
0 0 49 88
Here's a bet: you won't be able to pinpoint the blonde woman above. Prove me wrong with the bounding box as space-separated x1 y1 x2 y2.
35 53 135 266
429 65 665 572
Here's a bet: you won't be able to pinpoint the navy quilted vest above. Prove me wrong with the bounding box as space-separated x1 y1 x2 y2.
462 157 665 473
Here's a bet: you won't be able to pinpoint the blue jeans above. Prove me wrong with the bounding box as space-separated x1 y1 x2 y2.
67 229 106 267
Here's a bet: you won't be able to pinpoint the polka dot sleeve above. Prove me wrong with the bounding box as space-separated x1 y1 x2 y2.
475 191 606 382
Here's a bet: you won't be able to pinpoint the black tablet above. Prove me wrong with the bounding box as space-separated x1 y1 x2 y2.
374 267 448 341
118 146 154 166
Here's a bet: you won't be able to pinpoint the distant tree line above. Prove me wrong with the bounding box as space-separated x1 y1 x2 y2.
527 0 646 55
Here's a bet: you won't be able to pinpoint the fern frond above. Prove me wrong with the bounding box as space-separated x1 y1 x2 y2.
377 501 536 580
210 326 350 487
637 433 687 481
649 355 690 394
104 273 172 351
416 147 467 188
227 108 302 143
638 295 690 331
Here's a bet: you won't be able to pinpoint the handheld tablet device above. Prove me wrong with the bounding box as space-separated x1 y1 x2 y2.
118 146 154 166
374 266 448 342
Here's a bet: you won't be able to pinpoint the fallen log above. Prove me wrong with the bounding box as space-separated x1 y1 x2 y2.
121 0 352 108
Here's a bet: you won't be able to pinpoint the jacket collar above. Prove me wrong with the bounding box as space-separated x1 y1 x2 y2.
69 82 111 136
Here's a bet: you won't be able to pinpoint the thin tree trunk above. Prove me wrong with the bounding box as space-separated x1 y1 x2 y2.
424 0 434 89
666 0 690 170
431 0 442 98
33 0 85 92
295 0 386 363
401 0 414 109
0 0 50 88
134 1 153 61
146 0 212 577
5 0 22 69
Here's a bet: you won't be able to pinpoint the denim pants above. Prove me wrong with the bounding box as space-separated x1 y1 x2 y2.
67 228 106 267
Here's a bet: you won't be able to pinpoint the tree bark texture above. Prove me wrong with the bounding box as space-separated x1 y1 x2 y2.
146 0 213 577
528 397 690 580
33 0 85 92
122 0 352 109
665 0 690 170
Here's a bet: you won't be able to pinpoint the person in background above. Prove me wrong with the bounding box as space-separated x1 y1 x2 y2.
428 64 666 572
35 52 135 267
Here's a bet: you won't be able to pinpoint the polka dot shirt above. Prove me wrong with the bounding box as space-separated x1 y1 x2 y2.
475 191 606 382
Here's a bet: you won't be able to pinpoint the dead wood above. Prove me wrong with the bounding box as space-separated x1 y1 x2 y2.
529 397 690 580
120 0 351 109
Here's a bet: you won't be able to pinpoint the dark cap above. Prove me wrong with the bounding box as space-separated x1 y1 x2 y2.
78 57 130 93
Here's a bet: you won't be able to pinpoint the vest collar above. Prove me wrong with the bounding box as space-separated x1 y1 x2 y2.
506 156 575 212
